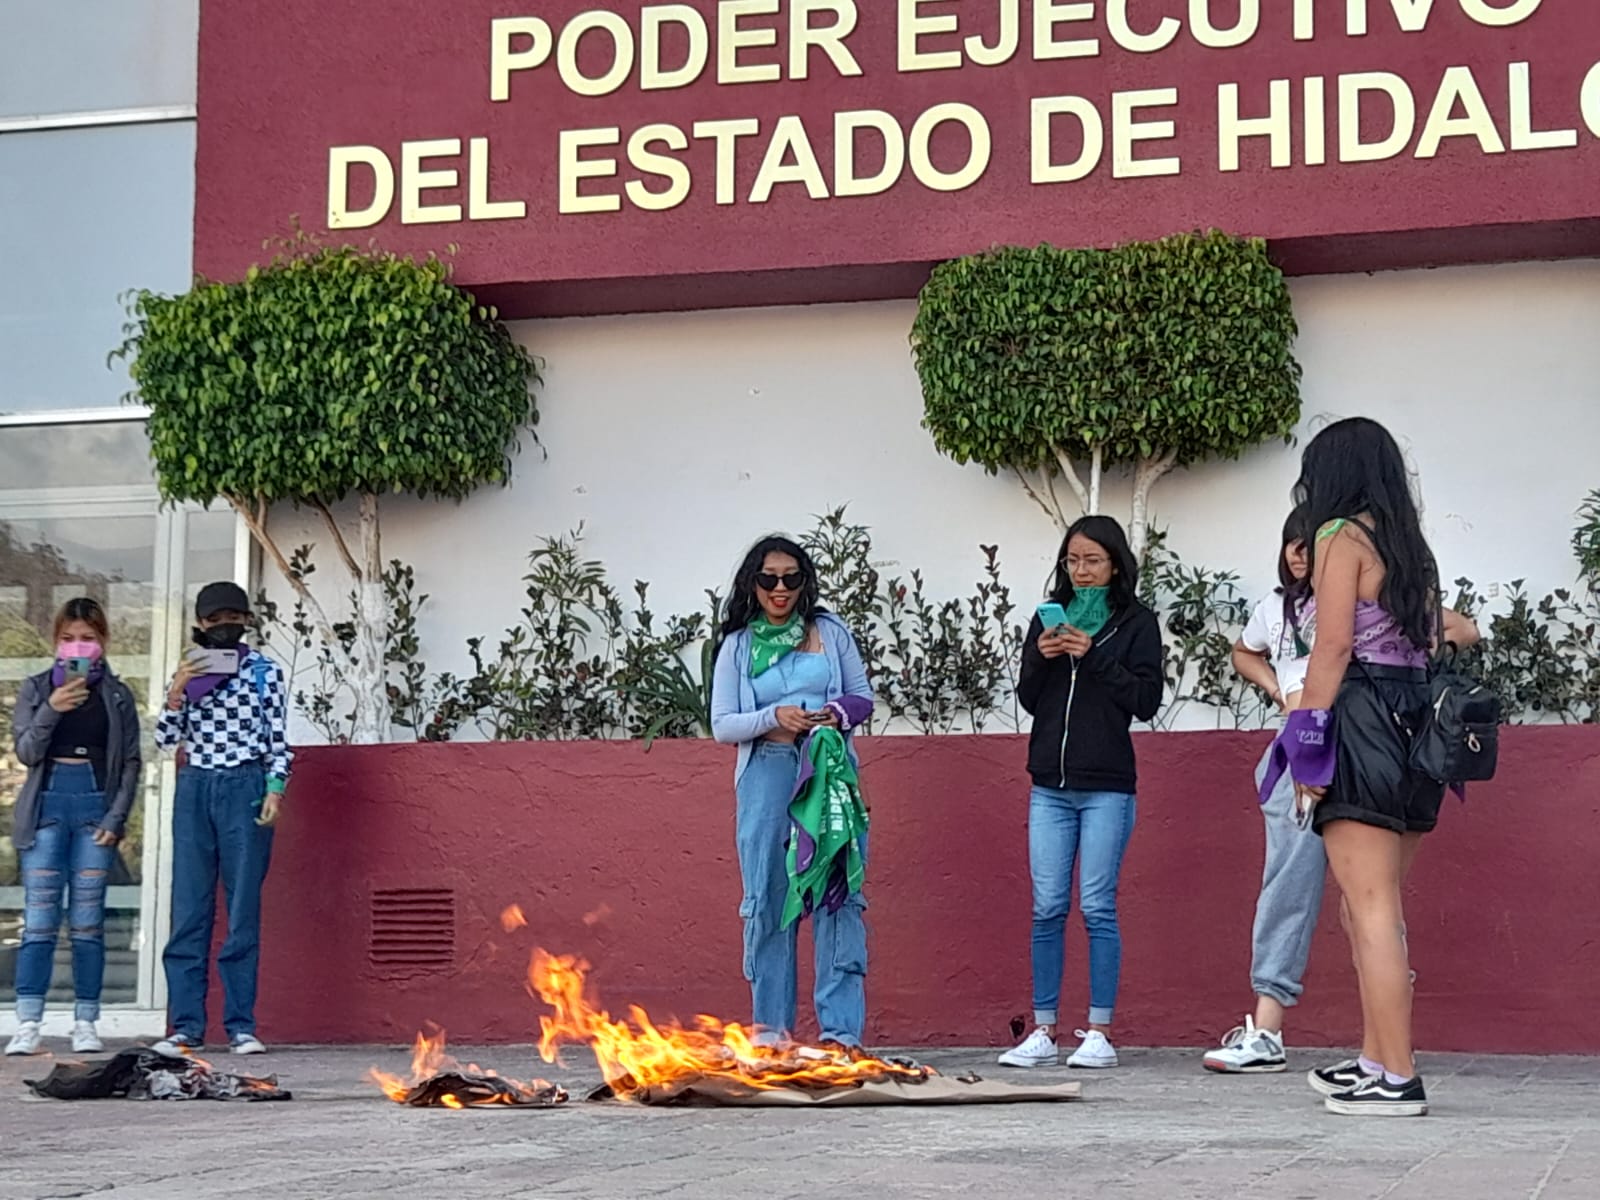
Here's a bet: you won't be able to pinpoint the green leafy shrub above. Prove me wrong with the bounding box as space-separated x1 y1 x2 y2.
114 235 539 741
912 230 1301 557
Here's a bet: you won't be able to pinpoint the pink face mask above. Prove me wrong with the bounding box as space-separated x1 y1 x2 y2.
58 640 103 662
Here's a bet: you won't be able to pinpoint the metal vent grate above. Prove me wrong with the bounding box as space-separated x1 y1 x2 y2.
369 888 455 972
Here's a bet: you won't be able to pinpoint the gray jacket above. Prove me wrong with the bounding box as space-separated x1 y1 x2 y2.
11 667 142 850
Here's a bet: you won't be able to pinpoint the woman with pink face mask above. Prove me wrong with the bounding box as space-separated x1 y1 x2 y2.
5 597 142 1057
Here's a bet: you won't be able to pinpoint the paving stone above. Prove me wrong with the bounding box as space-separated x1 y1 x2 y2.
2 1045 1595 1199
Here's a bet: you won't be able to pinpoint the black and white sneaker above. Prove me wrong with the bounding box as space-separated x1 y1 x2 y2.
1325 1075 1428 1117
1307 1059 1366 1096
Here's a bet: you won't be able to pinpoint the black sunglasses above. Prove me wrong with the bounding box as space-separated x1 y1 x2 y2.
755 571 805 591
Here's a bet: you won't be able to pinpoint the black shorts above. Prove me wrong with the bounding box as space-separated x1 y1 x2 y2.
1313 663 1445 836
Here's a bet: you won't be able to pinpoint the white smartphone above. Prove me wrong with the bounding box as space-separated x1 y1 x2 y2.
188 647 240 675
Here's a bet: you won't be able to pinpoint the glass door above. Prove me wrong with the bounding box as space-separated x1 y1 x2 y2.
0 415 245 1027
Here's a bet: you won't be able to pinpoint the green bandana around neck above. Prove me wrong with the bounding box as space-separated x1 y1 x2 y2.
1063 587 1112 637
750 614 806 677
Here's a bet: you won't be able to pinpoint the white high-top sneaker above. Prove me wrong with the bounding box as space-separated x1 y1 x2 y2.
71 1020 104 1054
1203 1016 1287 1074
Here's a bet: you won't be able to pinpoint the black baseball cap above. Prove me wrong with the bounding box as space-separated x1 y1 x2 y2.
195 581 252 620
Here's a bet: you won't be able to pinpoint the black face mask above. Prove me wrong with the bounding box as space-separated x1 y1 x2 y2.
193 623 246 650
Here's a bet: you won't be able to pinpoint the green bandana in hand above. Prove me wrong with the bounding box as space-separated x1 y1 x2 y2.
750 615 806 677
1064 587 1112 637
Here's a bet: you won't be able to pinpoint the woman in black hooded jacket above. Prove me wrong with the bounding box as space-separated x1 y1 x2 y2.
997 515 1164 1073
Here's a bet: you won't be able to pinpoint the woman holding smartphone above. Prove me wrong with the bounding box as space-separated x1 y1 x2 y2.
999 515 1163 1070
5 597 142 1057
710 535 874 1050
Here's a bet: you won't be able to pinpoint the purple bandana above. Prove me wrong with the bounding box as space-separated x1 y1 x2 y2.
184 643 250 704
1259 707 1338 806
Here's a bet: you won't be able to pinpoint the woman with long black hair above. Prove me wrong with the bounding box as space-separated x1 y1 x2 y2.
709 535 874 1050
999 514 1163 1071
1285 416 1446 1116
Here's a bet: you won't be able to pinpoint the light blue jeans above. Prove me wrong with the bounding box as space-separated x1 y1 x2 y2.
735 741 867 1046
1250 746 1328 1006
1029 785 1136 1027
14 764 116 1023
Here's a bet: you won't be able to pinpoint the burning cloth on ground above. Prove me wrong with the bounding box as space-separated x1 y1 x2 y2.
26 1047 291 1101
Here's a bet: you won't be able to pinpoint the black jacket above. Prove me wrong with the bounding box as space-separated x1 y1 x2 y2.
1017 603 1164 793
12 667 142 849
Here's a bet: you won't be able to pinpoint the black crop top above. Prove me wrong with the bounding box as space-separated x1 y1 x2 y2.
48 688 109 760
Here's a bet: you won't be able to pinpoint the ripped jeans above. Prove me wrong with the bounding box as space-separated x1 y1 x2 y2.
735 742 868 1046
14 763 116 1023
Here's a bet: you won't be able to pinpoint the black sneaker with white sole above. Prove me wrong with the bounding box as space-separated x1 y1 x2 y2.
1325 1075 1428 1117
1307 1059 1366 1096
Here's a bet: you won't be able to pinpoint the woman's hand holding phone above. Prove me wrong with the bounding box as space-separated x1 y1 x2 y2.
49 677 89 713
1038 625 1091 659
1056 626 1093 658
774 705 815 734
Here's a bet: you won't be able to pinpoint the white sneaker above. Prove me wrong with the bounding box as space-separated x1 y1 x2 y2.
1067 1029 1119 1069
71 1020 104 1054
997 1027 1059 1068
1203 1016 1287 1074
4 1022 42 1056
231 1034 267 1056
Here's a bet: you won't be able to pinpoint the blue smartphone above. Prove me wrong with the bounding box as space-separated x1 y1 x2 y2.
1036 602 1068 630
63 656 94 679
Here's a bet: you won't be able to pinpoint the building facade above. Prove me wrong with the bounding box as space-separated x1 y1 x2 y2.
4 2 1599 1038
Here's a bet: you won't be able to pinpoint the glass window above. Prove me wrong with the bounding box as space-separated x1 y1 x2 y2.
0 418 245 1012
0 511 159 1008
0 122 194 414
0 421 159 493
0 1 198 117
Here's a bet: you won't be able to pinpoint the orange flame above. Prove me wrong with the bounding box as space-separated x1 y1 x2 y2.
368 1027 558 1107
527 949 927 1100
368 1028 451 1103
500 904 527 932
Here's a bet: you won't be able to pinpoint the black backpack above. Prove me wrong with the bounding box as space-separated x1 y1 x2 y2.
1409 648 1501 786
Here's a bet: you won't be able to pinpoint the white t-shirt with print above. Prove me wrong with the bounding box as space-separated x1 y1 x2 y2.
1240 592 1310 700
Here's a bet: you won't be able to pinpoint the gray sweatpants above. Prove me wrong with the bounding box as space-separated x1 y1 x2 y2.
1250 745 1329 1006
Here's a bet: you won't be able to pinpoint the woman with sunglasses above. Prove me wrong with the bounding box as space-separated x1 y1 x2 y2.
998 515 1163 1071
710 535 874 1050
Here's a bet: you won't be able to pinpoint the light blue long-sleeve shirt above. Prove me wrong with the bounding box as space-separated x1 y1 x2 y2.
710 612 873 783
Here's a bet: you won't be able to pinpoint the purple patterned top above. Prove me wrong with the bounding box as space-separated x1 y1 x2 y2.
1300 598 1427 669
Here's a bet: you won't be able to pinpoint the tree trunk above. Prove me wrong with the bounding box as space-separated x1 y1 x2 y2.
347 491 391 744
1130 451 1179 562
1088 446 1103 515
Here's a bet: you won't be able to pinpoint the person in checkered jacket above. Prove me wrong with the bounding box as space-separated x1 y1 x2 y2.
151 581 292 1058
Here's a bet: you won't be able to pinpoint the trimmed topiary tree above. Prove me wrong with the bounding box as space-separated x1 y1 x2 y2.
115 238 540 743
912 230 1302 558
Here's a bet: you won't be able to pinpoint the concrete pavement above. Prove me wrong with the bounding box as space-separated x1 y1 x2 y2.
2 1044 1596 1199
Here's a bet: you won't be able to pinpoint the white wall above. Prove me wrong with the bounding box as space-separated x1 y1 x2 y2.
265 258 1600 736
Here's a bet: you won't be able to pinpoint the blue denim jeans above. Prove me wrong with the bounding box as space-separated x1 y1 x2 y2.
163 763 274 1041
735 741 867 1046
14 763 116 1023
1250 746 1328 1006
1028 785 1136 1027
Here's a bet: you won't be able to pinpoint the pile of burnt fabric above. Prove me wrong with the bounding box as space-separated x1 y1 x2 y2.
393 1071 568 1108
26 1048 291 1102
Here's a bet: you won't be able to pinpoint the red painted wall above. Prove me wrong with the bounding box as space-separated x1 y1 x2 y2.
249 727 1600 1053
194 2 1600 316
